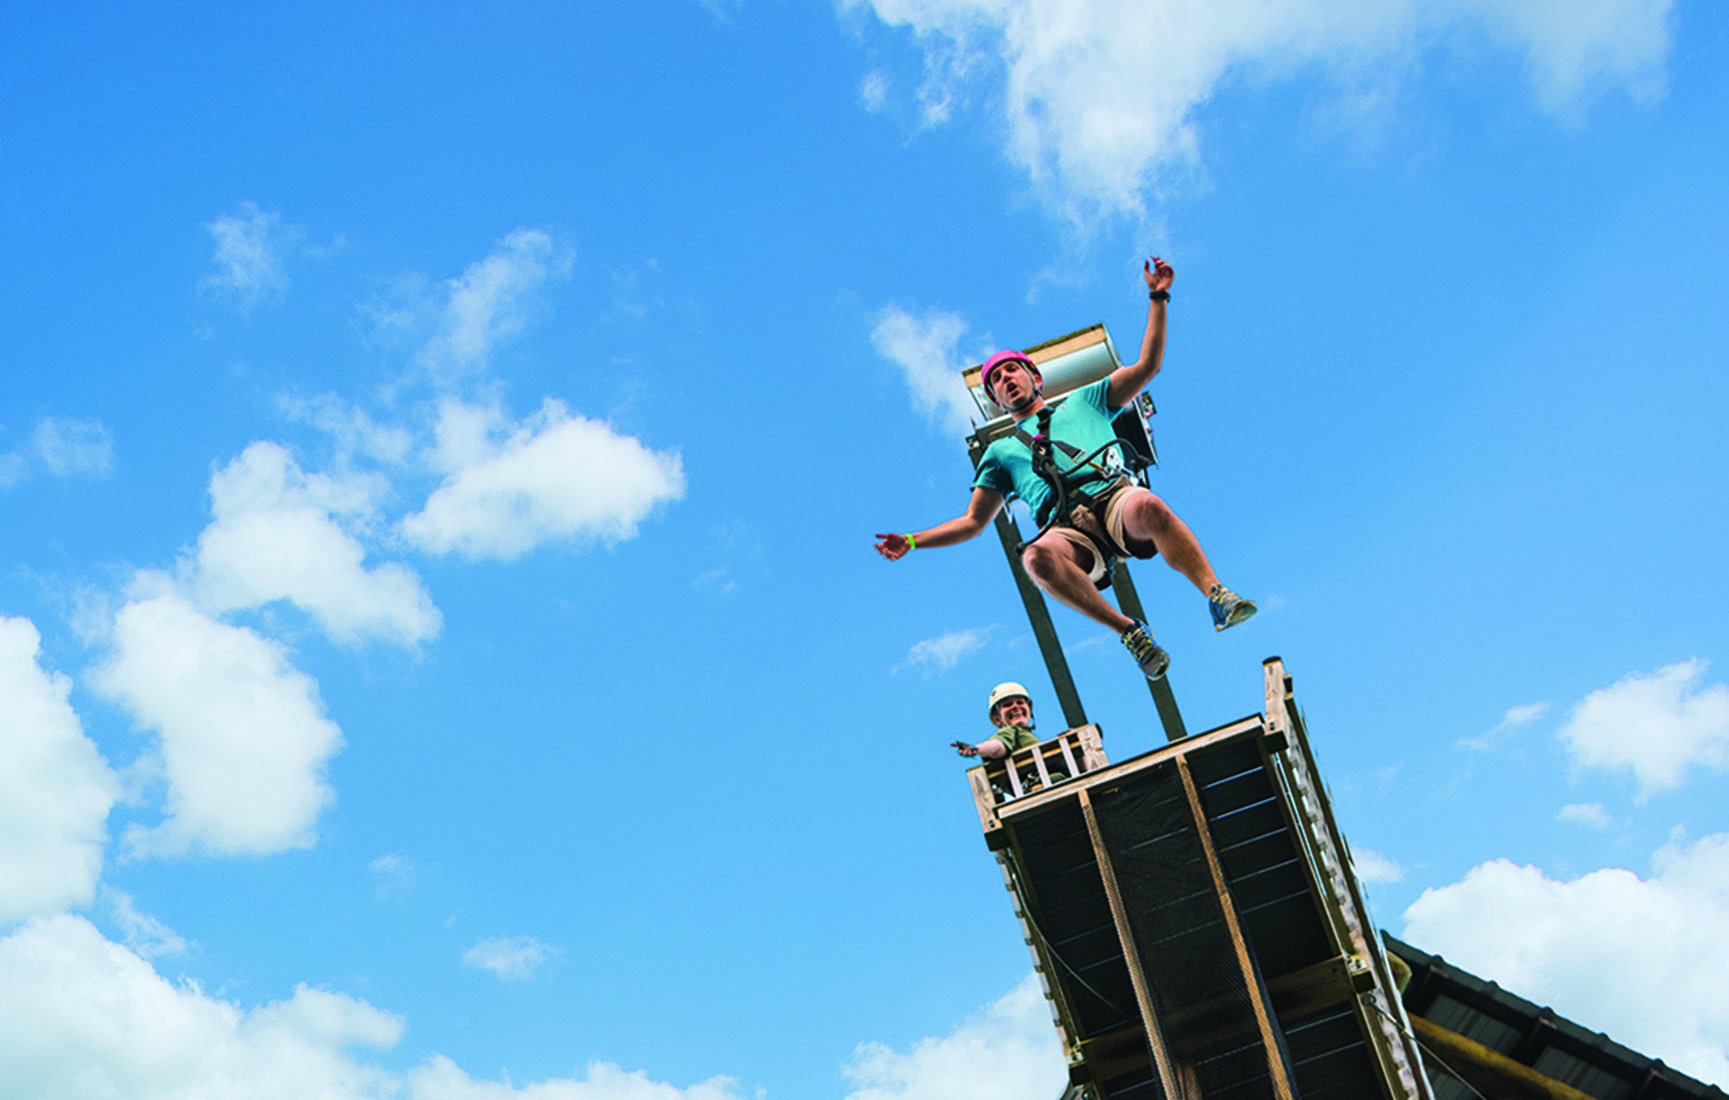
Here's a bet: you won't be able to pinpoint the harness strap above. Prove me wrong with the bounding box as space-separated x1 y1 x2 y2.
1012 426 1120 526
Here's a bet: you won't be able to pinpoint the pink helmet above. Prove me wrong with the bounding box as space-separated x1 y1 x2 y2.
980 349 1040 402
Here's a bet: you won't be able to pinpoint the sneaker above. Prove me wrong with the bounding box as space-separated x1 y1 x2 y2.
1208 584 1257 632
1121 621 1171 680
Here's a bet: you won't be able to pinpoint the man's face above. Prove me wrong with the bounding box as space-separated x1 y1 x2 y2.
989 361 1039 411
993 695 1033 729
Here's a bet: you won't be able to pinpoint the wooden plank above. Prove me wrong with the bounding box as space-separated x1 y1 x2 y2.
1031 743 1054 788
1076 724 1108 772
1262 658 1430 1100
997 716 1263 823
1265 955 1362 1019
1058 735 1081 779
1079 787 1184 1100
968 766 999 834
1175 755 1296 1100
1073 1023 1154 1087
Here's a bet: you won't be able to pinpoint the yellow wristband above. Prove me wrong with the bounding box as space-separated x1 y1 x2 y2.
905 533 917 550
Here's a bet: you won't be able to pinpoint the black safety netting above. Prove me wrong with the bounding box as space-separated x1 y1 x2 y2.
1089 762 1293 1100
1014 800 1141 1041
1185 741 1383 1099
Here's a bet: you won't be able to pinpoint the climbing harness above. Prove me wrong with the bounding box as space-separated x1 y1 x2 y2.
1014 406 1153 588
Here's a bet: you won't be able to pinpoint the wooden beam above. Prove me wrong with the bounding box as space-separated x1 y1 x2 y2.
1079 787 1184 1100
1265 955 1362 1019
1174 756 1295 1100
1411 1014 1600 1100
996 716 1264 823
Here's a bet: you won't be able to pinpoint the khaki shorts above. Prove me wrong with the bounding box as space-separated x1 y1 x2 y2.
1042 485 1146 585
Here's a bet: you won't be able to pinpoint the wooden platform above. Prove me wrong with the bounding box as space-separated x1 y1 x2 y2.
970 659 1430 1100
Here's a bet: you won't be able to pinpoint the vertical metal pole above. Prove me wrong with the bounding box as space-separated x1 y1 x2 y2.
1110 562 1187 742
995 511 1088 729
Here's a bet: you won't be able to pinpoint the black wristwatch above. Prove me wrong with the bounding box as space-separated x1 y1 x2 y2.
1149 289 1170 302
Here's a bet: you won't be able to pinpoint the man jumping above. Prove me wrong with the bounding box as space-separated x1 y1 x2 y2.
874 256 1254 681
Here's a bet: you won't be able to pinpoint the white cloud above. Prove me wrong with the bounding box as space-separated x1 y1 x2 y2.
0 415 116 488
1557 802 1613 829
860 68 892 111
0 915 403 1100
462 935 559 982
871 304 982 435
894 626 994 677
848 0 1672 225
418 228 574 379
1351 847 1405 884
369 854 416 901
1450 0 1672 115
843 973 1065 1100
191 441 442 647
0 616 119 923
278 393 416 468
406 1056 747 1099
102 888 189 959
401 398 685 561
202 201 296 311
31 416 115 478
1458 699 1551 751
93 590 344 859
1556 659 1729 798
0 916 747 1100
1402 831 1729 1086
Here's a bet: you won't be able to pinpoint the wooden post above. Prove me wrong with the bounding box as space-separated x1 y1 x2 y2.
1078 787 1184 1100
1174 755 1296 1100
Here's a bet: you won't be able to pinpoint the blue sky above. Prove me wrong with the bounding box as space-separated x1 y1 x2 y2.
2 1 1727 1096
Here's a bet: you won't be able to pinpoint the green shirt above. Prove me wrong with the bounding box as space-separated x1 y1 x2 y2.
984 724 1068 788
985 723 1042 755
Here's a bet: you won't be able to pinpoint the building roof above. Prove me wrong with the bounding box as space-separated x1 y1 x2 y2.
1387 936 1726 1100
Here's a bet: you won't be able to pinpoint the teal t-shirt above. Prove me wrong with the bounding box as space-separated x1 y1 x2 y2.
972 378 1126 522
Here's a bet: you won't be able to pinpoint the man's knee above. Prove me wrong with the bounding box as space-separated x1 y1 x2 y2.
1021 538 1081 581
1124 489 1176 534
1020 540 1060 578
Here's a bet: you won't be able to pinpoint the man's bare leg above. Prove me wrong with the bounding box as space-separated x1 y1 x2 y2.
1019 536 1137 635
1118 490 1220 595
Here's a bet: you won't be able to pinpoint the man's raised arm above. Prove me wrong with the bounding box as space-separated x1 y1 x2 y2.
1106 256 1175 410
875 488 1004 561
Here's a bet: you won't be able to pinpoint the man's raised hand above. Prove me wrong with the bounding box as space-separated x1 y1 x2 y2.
874 532 911 561
1144 256 1175 293
952 740 980 757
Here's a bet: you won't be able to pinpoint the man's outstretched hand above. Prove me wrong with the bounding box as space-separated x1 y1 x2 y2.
1144 255 1175 293
874 532 911 561
952 740 980 757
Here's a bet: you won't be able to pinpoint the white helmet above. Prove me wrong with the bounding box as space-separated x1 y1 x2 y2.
987 681 1033 725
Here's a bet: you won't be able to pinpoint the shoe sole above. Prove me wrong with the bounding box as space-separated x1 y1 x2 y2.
1214 602 1258 632
1141 648 1171 681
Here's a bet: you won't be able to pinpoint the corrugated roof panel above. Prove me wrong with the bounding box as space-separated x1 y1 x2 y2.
1532 1046 1636 1100
1424 994 1522 1052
